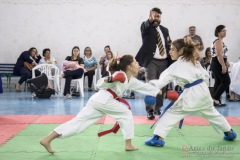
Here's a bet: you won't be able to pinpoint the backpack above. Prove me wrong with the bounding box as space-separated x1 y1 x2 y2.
26 73 55 98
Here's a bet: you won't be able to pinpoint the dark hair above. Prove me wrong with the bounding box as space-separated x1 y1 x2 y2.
205 47 211 57
214 25 225 37
109 55 134 74
42 48 50 57
71 46 80 60
107 51 113 59
151 7 162 14
104 45 111 50
172 38 197 64
189 26 196 30
182 43 196 64
28 47 38 55
172 39 185 52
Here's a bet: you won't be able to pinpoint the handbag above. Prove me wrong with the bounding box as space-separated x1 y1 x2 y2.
24 61 34 71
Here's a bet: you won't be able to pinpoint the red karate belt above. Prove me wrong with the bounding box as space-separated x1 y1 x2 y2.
98 89 131 137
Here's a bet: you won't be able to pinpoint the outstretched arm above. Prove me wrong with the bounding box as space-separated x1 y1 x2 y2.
128 77 161 97
97 71 126 89
149 69 174 89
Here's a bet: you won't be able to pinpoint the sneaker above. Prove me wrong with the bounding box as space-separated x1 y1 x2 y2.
130 92 135 99
32 93 36 97
226 94 230 100
88 88 93 91
224 129 237 141
129 95 135 99
147 112 155 120
145 135 165 147
213 101 226 107
154 110 161 115
72 92 80 97
219 99 226 106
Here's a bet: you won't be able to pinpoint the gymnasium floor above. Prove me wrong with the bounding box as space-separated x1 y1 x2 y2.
0 90 239 160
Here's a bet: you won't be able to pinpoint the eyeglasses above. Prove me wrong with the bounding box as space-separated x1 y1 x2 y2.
221 30 227 32
85 50 91 51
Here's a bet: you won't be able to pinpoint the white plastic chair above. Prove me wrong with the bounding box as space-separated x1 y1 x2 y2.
32 64 60 92
93 69 98 90
206 65 215 87
60 73 84 98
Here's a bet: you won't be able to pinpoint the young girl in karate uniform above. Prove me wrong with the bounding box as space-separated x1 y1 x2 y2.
145 38 237 147
40 55 161 153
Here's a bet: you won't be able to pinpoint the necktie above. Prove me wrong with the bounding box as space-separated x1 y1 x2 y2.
156 29 165 56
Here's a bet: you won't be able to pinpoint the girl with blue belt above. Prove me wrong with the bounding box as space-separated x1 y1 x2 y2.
145 38 237 147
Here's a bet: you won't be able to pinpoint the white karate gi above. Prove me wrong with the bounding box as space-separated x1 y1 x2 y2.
230 61 240 95
54 71 160 139
150 57 231 139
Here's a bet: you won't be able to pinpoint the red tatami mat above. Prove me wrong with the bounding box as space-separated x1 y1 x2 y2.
0 115 39 124
0 115 239 145
0 124 28 145
0 115 239 125
33 115 75 124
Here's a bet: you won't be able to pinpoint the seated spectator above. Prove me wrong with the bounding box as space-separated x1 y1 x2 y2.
102 51 114 77
39 48 57 64
99 45 111 77
62 46 84 99
83 47 97 91
229 61 240 101
13 47 41 92
200 47 211 69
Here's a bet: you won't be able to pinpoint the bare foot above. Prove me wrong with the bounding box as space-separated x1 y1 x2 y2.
125 145 138 151
40 139 55 154
66 94 72 99
15 83 21 92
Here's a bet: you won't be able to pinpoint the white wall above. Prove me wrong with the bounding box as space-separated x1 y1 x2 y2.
0 0 240 64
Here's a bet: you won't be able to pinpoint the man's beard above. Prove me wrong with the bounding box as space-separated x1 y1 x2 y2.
153 21 160 27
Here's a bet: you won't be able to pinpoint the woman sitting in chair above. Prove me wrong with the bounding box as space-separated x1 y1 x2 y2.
200 47 211 69
13 47 41 92
39 48 57 65
61 46 84 99
83 47 97 91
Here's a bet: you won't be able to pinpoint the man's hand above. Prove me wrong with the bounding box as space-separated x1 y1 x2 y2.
148 11 156 23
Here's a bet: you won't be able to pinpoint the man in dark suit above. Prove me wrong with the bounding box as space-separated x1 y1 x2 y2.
136 7 172 120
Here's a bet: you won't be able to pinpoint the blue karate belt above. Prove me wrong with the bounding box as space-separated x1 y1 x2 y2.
150 79 203 129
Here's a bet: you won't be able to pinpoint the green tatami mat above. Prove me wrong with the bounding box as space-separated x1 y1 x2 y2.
0 124 239 160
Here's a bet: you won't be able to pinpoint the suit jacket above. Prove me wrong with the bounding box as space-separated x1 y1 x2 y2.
136 20 172 67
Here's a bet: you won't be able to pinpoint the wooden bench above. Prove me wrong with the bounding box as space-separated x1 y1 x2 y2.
0 64 15 91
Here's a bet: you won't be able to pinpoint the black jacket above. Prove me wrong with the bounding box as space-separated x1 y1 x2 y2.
13 51 41 75
136 20 172 67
